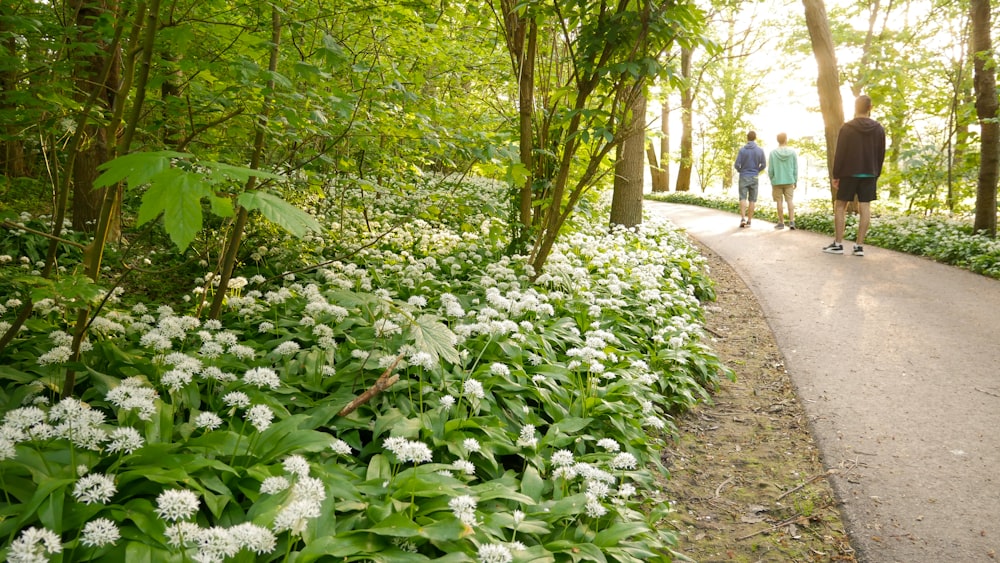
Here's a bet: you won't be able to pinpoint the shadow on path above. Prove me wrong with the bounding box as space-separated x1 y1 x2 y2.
648 201 1000 562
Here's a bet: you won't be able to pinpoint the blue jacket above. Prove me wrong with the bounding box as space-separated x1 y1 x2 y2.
768 146 798 186
734 141 766 178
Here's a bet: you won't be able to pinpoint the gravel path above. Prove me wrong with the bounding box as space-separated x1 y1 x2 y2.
649 201 1000 563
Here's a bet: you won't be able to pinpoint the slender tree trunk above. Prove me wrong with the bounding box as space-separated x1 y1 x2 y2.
611 87 646 228
646 98 669 192
675 46 693 192
209 6 282 319
802 0 844 203
971 0 998 236
70 0 120 233
0 15 28 179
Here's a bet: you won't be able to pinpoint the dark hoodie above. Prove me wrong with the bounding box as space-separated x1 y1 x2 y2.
832 117 886 179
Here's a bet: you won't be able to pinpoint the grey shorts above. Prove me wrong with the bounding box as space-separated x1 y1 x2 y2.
738 176 759 202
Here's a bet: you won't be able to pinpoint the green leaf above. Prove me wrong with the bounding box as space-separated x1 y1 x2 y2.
94 151 191 189
237 190 322 237
136 168 206 251
520 465 546 501
594 522 643 547
366 512 421 537
408 314 460 365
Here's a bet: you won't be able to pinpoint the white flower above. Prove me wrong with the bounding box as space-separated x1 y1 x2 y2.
106 427 144 455
585 497 607 518
463 379 485 400
597 438 620 452
489 363 510 377
282 455 310 477
244 367 280 389
516 424 537 449
383 437 433 464
246 405 274 432
273 341 300 356
609 452 638 471
551 450 574 467
330 439 352 455
194 526 240 561
260 476 290 495
477 543 512 563
8 526 62 561
448 495 477 525
223 391 251 409
229 522 276 555
164 521 201 548
440 395 456 410
453 459 476 476
81 518 120 547
272 498 321 536
195 412 223 430
463 438 481 453
73 473 117 505
155 489 200 521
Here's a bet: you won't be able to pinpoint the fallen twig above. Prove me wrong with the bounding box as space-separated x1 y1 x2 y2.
737 512 804 541
715 476 734 498
776 470 833 501
338 352 404 417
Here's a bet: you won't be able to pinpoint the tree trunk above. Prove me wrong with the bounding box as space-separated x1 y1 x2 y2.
0 16 28 179
71 0 119 233
675 46 693 192
611 88 647 229
646 98 669 192
971 0 998 237
802 0 844 203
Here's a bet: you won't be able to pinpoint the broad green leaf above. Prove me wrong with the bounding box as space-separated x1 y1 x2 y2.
94 150 191 189
204 161 283 183
408 314 460 365
520 465 546 501
594 522 643 547
366 512 421 537
238 190 322 237
136 168 206 251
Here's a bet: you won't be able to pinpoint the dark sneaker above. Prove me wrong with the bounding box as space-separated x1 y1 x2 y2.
774 223 785 230
822 242 844 254
789 222 796 230
853 245 865 257
745 219 751 227
740 218 747 228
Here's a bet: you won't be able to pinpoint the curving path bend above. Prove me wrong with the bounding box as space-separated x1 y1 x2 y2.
647 201 1000 563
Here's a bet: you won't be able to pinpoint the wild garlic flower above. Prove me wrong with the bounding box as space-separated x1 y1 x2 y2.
489 363 510 377
448 495 477 525
246 405 274 432
551 450 574 467
73 473 117 505
155 489 200 521
440 395 456 410
597 439 620 452
272 341 300 356
383 437 433 464
222 391 251 409
194 412 223 431
609 452 638 471
8 526 62 561
106 427 144 454
282 455 310 477
81 518 120 547
462 438 481 453
330 439 352 455
260 476 291 495
477 543 512 563
272 499 321 536
453 460 476 476
463 379 485 400
229 522 276 555
105 377 159 420
516 424 537 449
244 367 280 389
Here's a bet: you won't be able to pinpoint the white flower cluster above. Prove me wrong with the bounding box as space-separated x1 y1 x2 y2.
383 436 433 464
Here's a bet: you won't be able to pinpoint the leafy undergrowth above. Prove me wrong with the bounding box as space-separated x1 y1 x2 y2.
0 177 731 562
649 192 1000 279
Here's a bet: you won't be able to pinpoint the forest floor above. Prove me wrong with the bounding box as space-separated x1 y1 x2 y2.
661 241 859 563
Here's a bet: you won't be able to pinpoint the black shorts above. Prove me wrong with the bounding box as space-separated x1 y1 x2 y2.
836 176 877 203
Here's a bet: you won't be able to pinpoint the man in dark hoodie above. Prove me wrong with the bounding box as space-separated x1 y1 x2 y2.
822 95 886 256
734 130 766 228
